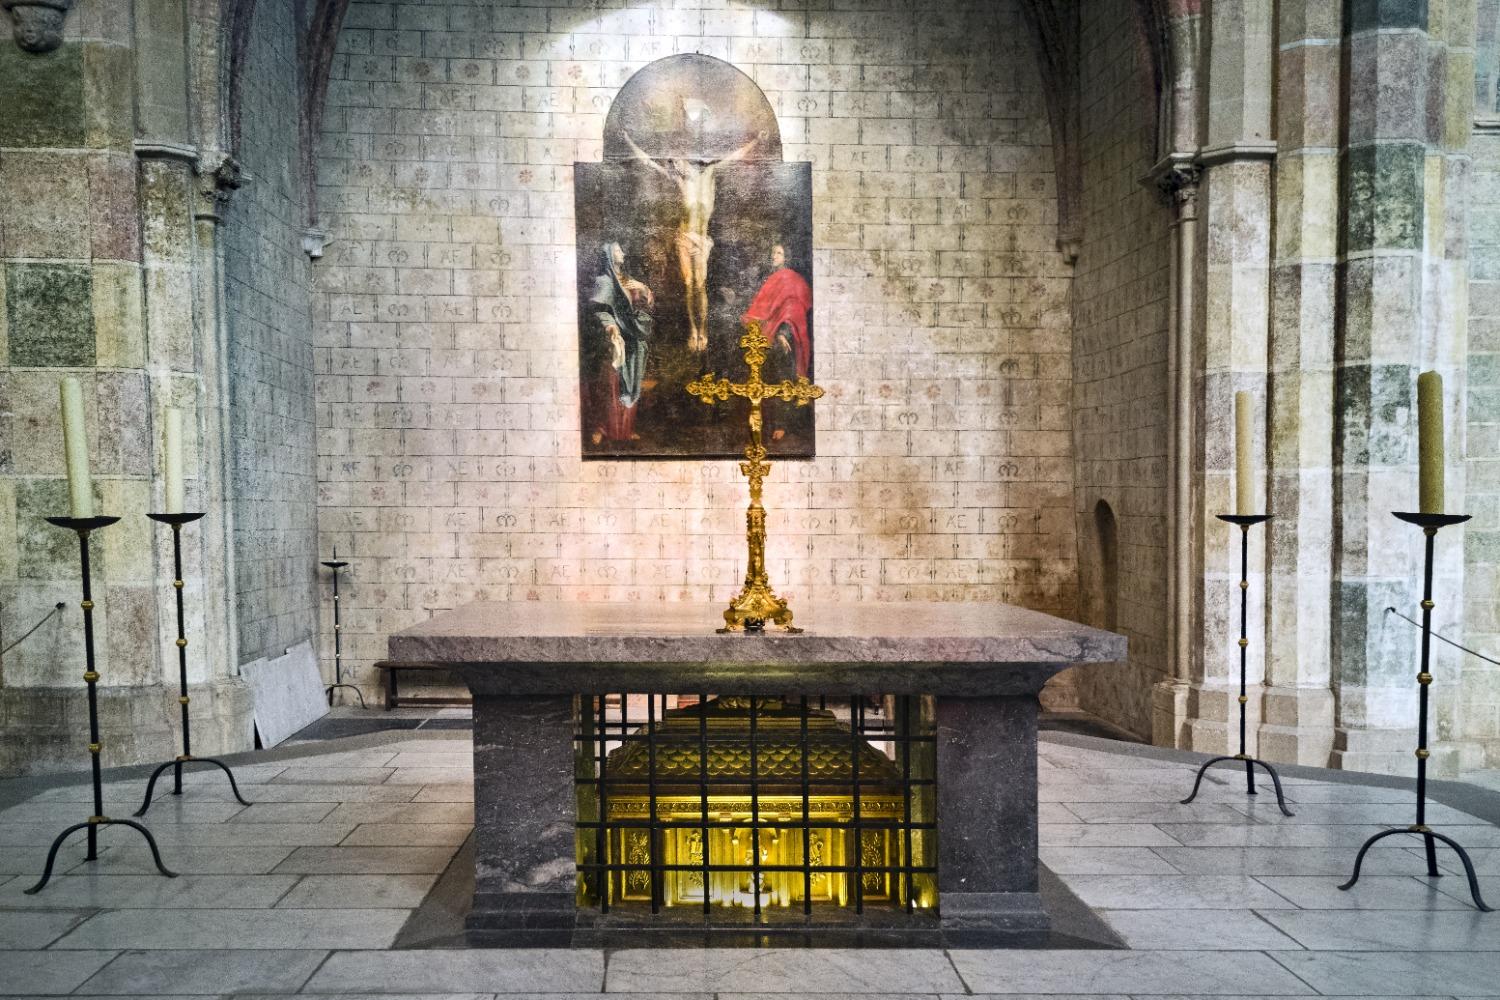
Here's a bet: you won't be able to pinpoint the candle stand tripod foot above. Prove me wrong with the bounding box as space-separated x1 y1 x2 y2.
134 513 252 817
27 816 175 894
1180 514 1294 818
1339 511 1492 912
27 516 178 893
1340 825 1491 911
326 682 366 708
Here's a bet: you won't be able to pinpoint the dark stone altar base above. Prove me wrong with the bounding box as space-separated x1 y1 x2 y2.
402 834 1123 950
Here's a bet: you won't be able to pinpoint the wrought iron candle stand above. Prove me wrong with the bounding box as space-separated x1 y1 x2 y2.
1339 512 1491 911
1181 514 1294 816
26 516 177 894
134 512 251 817
322 549 364 707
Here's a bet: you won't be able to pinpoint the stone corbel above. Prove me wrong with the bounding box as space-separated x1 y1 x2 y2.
1146 156 1202 219
2 0 74 53
193 153 243 223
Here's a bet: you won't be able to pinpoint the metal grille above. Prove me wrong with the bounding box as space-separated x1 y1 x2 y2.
574 693 937 923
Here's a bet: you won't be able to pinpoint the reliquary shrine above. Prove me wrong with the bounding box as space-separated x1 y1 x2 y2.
576 695 937 916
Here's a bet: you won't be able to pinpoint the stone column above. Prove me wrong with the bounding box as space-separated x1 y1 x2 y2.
1259 1 1340 765
0 1 177 772
1331 0 1470 775
1182 0 1277 756
465 691 579 934
935 695 1047 933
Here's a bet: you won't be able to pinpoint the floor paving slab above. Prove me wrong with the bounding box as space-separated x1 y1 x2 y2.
1259 907 1500 950
1270 950 1500 996
0 910 89 948
275 873 439 908
0 873 298 909
948 949 1315 995
302 949 606 994
75 947 328 995
272 846 459 874
1062 875 1292 910
0 950 117 996
1039 848 1182 875
602 948 964 994
321 803 475 826
1098 908 1303 950
411 785 474 803
227 802 340 824
1254 875 1477 910
1148 847 1423 876
1039 824 1182 848
341 823 472 846
79 844 295 875
51 907 408 950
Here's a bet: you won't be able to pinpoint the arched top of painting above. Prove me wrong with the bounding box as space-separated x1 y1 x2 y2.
602 53 783 162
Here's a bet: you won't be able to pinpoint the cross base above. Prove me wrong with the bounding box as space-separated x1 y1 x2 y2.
717 583 802 633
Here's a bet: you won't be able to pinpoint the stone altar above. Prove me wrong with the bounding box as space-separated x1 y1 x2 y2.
388 601 1126 941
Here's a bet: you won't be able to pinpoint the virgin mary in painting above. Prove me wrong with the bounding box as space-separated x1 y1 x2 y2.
585 242 654 445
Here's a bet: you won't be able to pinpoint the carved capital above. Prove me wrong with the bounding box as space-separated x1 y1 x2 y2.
193 152 243 222
1145 157 1202 220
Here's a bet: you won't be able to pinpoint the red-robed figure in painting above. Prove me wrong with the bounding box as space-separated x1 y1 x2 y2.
743 244 812 379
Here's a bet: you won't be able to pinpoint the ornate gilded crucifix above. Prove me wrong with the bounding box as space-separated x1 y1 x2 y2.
686 321 824 633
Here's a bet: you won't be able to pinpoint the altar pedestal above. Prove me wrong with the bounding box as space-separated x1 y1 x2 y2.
389 601 1125 942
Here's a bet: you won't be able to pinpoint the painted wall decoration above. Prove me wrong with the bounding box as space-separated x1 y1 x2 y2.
575 54 815 459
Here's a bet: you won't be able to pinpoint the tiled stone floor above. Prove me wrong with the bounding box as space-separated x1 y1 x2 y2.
1 729 1497 998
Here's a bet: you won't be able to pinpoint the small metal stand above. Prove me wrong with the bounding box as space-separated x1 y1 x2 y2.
26 516 177 894
134 512 251 817
1340 511 1491 911
322 549 364 707
1181 514 1294 817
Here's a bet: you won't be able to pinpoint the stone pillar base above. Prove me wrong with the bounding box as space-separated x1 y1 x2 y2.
1257 686 1334 766
1182 683 1259 757
0 677 255 777
1330 726 1463 776
1151 679 1189 748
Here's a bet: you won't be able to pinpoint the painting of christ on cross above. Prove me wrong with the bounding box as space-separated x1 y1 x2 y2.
574 54 816 460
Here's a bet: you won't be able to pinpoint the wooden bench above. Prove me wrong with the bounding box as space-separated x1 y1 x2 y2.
371 660 472 711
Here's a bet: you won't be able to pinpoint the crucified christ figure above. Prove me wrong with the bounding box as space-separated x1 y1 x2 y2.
619 128 761 353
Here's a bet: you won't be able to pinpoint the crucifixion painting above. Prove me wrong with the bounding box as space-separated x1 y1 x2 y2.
574 54 816 459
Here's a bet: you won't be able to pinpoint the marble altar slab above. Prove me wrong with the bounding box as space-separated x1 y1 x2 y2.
387 601 1126 696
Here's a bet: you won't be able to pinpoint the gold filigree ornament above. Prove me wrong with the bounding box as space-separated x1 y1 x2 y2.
686 321 824 633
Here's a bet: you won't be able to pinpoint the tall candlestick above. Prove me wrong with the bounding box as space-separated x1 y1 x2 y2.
59 378 94 519
1418 371 1444 514
163 408 185 515
1235 391 1254 516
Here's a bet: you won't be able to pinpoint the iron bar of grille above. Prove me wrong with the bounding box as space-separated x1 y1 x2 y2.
699 689 710 917
646 692 659 914
851 694 864 914
749 694 762 921
800 694 812 917
577 819 937 832
596 693 608 913
901 695 914 913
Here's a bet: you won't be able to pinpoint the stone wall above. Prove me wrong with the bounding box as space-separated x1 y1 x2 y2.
312 0 1079 692
225 0 320 665
1065 0 1171 738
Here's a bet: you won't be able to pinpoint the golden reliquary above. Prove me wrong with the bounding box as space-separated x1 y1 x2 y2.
580 696 935 912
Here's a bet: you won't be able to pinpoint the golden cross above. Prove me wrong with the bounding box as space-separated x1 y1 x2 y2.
686 321 824 632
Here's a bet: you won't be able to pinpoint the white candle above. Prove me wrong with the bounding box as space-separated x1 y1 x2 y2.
164 408 185 515
1235 391 1254 516
59 378 94 519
